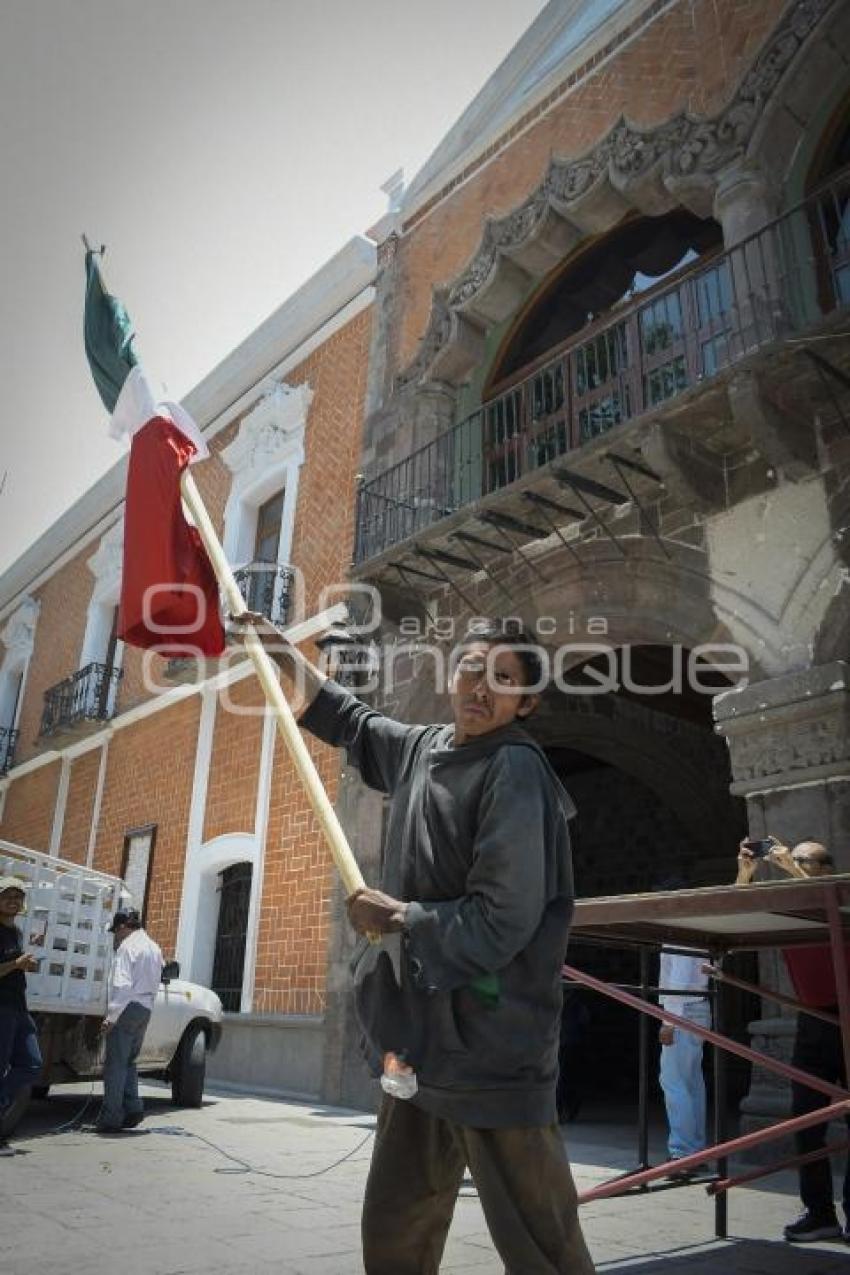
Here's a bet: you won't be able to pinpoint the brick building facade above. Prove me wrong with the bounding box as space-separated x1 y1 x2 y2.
0 236 375 1095
1 0 849 1111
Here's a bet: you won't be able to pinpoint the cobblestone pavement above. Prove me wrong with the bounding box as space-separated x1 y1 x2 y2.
2 1084 848 1274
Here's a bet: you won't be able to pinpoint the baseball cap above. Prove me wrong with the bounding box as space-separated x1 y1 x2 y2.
108 908 142 932
0 875 28 895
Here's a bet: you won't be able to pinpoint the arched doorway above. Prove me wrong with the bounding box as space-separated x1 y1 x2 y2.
211 862 254 1012
175 832 261 1011
531 645 752 1106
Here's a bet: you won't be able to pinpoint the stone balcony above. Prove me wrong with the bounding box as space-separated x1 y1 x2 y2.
353 168 850 600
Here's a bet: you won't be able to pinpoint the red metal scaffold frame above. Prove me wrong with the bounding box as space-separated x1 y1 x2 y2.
563 874 850 1238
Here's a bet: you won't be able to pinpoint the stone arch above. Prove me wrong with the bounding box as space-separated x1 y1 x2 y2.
396 0 839 394
534 699 733 864
524 536 786 680
746 0 850 203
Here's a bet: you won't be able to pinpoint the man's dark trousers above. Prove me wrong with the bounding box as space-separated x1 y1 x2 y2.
791 1009 850 1219
0 1008 42 1116
98 1001 151 1130
362 1095 596 1274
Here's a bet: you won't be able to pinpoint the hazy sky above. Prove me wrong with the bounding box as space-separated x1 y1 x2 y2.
0 0 546 577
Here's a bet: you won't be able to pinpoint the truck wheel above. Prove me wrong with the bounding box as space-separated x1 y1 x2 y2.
171 1024 207 1107
0 1085 32 1135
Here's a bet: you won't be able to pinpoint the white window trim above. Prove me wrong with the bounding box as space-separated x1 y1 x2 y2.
0 595 39 738
221 381 312 620
175 830 260 1009
80 521 124 715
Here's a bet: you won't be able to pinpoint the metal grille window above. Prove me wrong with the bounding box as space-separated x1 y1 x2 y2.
233 562 294 626
40 661 123 737
211 862 253 1013
0 727 18 775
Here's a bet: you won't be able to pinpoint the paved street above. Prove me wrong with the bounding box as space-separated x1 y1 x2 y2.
3 1083 848 1274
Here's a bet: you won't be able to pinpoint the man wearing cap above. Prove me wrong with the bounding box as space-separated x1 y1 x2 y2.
0 876 43 1155
96 908 163 1134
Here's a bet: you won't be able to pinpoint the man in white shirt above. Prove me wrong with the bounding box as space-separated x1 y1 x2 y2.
96 908 163 1134
658 946 711 1175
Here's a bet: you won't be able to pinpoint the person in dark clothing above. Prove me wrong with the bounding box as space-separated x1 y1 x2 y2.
0 876 43 1156
737 839 849 1244
235 614 595 1275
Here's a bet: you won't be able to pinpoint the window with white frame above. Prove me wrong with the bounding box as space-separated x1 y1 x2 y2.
79 521 125 718
221 380 312 627
0 595 38 773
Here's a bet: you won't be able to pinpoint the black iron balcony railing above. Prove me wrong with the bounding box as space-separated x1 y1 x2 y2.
40 662 123 738
355 166 850 565
233 561 294 627
0 726 19 775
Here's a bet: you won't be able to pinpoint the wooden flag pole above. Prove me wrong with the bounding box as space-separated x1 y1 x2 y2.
180 469 367 899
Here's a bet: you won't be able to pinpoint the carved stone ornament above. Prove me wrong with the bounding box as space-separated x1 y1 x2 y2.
222 380 314 476
87 520 124 603
714 661 849 793
396 0 836 390
1 595 39 661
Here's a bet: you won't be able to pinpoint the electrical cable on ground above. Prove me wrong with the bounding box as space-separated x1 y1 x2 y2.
17 1100 375 1181
147 1123 375 1179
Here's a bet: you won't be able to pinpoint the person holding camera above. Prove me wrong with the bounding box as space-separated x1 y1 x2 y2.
0 876 43 1156
737 837 849 1243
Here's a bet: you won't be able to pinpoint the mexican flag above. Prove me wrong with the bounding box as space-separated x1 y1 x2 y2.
84 251 225 656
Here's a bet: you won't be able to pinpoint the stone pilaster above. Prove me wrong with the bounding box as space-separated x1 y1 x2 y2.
714 662 850 1155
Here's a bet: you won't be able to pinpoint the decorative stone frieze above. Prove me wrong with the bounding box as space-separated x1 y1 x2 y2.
396 0 837 391
714 662 849 794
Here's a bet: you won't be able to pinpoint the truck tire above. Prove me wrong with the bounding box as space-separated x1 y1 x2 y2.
170 1023 207 1107
0 1085 32 1135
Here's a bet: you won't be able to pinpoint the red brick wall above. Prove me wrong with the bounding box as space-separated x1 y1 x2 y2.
13 543 96 766
393 0 787 372
253 732 341 1014
288 308 373 612
0 761 62 851
91 698 200 957
59 749 102 865
203 679 265 842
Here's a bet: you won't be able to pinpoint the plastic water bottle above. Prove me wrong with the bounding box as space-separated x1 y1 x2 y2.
380 1051 418 1100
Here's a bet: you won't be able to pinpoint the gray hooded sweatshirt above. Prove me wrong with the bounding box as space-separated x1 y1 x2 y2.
300 679 577 1128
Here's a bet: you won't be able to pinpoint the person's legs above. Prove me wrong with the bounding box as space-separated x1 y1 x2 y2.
362 1096 466 1275
461 1123 595 1275
791 1013 839 1221
0 1010 42 1114
659 1004 708 1160
98 1011 138 1129
120 1004 151 1118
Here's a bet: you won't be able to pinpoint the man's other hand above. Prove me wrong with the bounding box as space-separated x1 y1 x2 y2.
16 954 40 974
346 888 409 935
736 841 758 884
100 1019 113 1035
766 843 798 874
659 1024 675 1046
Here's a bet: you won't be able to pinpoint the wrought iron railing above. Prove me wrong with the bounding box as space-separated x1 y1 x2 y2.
356 166 850 564
40 662 123 738
0 727 19 774
233 561 294 627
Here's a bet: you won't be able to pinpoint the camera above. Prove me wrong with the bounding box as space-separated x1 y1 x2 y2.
742 837 776 858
